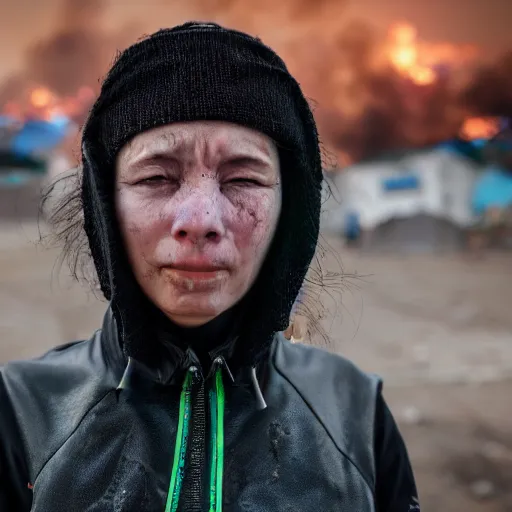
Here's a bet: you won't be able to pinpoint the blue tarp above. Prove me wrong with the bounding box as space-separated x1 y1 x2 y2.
472 166 512 214
10 117 70 156
436 139 484 162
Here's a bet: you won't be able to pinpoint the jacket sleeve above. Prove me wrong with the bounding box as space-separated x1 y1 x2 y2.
0 367 33 511
374 393 420 512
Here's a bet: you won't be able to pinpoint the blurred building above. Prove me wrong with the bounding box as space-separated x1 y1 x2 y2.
323 144 481 253
0 115 75 220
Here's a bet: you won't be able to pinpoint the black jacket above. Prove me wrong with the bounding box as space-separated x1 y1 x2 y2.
0 310 418 511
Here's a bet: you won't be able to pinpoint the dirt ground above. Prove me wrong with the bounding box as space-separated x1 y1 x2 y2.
1 218 512 511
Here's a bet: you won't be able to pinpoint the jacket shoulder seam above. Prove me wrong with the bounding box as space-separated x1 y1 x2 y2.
271 349 376 496
32 389 114 486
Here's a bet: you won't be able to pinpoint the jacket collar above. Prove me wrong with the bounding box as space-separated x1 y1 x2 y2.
100 306 270 390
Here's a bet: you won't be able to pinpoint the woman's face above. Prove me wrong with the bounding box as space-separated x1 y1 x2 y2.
115 121 282 326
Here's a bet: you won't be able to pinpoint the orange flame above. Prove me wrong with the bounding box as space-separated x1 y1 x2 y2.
387 22 436 86
2 85 95 124
30 87 53 109
0 3 491 163
459 117 501 141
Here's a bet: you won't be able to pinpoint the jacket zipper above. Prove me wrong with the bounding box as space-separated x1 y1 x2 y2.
164 367 195 512
180 366 206 511
164 364 226 512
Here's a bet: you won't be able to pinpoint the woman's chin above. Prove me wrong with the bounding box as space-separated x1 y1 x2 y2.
160 299 225 327
167 313 218 327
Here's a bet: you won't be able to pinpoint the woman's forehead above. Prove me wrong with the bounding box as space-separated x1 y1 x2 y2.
118 121 277 166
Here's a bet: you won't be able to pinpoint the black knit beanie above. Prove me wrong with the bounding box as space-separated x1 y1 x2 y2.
81 22 323 370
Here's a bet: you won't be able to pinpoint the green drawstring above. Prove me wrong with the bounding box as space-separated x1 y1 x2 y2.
209 368 225 512
165 370 193 512
216 369 226 512
209 385 218 510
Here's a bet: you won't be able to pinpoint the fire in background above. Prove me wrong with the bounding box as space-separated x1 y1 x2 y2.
1 0 511 164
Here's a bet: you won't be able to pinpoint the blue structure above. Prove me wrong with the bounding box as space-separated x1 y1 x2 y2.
381 174 421 192
344 211 361 241
472 166 512 215
10 116 70 157
436 139 485 163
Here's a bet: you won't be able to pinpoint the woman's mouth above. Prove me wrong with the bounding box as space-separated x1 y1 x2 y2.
162 265 229 292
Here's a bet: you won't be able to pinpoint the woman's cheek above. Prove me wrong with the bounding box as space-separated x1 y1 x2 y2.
231 191 279 250
120 192 163 232
255 188 281 237
117 192 160 262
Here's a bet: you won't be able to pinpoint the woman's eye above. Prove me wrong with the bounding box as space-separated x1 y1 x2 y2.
227 178 260 186
138 175 168 184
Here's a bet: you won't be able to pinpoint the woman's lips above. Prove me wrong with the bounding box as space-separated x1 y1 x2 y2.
161 265 229 291
171 269 225 279
171 263 226 272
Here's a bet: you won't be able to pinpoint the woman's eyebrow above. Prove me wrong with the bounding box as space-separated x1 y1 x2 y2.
233 136 273 158
222 154 273 169
130 152 177 167
221 139 275 166
125 132 188 166
125 133 275 167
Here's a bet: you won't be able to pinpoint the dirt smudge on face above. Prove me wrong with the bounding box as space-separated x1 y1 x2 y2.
233 198 264 231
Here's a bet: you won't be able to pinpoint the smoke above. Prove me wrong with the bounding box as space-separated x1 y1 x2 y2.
25 30 106 97
0 0 137 116
2 0 511 163
272 18 468 162
26 0 108 96
187 3 508 162
460 51 512 117
277 17 511 163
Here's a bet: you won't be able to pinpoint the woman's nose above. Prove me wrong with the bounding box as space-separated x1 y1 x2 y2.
170 193 225 245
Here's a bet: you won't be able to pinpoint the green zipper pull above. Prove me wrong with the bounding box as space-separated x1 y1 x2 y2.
165 367 196 512
209 363 226 512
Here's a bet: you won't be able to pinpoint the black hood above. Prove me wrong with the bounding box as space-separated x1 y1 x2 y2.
80 22 323 374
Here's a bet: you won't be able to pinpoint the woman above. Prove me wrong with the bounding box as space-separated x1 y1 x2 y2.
0 22 419 511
